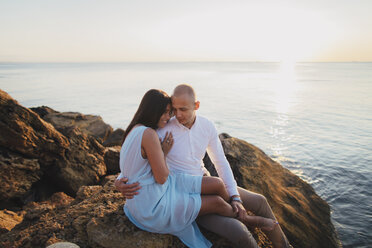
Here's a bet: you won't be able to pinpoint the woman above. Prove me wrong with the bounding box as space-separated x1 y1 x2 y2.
118 89 277 248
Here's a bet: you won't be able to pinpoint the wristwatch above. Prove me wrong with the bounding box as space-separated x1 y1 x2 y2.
231 196 243 204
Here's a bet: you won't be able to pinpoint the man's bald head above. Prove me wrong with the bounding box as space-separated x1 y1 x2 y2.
171 84 200 128
172 84 196 102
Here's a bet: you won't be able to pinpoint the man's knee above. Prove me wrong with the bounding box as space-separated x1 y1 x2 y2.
257 194 269 208
250 193 273 218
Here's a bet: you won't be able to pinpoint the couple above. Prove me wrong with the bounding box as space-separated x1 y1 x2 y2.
115 84 291 248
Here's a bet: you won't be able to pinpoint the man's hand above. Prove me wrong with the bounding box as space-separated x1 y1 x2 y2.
114 177 141 199
231 200 248 220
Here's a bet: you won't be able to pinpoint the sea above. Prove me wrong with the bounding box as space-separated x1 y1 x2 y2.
0 62 371 247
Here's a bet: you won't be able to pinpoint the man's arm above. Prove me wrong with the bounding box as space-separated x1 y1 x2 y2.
206 125 239 197
116 144 142 198
206 122 247 218
114 177 141 199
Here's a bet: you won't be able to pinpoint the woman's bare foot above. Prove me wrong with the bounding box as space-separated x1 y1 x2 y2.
241 215 279 231
257 217 279 231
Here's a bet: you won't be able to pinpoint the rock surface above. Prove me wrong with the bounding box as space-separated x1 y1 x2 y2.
204 133 341 248
0 90 106 206
0 210 24 234
0 176 270 248
103 146 120 175
0 90 341 248
102 128 125 147
0 176 177 248
31 106 113 142
46 242 80 248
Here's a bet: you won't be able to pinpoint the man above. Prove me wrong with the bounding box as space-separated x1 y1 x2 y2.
115 84 291 248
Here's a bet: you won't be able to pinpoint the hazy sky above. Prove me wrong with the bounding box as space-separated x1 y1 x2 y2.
1 0 371 62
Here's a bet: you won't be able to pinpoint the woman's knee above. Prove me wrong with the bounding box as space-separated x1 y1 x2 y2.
206 177 226 196
201 195 227 214
213 177 229 200
212 195 226 207
212 177 225 191
202 176 223 192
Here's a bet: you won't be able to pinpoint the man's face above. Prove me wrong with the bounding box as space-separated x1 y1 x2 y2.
171 94 199 128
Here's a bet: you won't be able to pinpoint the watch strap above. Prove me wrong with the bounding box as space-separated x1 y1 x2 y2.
231 196 243 204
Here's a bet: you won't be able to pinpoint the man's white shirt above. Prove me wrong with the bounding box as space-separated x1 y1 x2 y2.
157 116 239 196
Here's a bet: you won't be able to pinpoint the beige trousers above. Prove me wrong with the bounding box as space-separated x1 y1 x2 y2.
197 187 291 248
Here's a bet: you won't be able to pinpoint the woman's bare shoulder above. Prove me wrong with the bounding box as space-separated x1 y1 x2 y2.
142 128 159 143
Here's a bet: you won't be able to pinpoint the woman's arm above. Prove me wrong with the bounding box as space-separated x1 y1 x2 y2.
142 128 170 184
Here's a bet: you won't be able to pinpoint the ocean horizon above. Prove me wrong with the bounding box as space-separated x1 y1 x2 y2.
1 61 371 247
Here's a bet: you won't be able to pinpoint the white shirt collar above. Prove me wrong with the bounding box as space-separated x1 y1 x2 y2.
173 115 198 131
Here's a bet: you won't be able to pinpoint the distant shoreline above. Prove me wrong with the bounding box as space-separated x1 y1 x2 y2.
1 61 372 64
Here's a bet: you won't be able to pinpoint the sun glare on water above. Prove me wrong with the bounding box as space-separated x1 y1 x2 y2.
272 60 298 114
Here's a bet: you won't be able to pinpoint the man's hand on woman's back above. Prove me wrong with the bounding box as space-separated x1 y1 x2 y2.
114 177 141 199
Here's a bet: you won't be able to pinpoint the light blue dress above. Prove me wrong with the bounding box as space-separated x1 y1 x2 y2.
119 126 212 248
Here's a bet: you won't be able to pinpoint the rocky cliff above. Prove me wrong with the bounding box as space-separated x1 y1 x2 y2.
0 90 106 207
204 134 341 248
0 89 341 248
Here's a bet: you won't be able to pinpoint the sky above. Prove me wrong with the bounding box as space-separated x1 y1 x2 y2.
1 0 371 62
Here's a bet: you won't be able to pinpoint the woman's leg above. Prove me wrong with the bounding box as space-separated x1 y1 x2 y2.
240 214 279 231
198 176 279 231
200 176 229 201
198 195 236 217
198 176 234 217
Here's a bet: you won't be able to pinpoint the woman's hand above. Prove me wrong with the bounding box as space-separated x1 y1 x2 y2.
160 132 174 156
231 198 248 220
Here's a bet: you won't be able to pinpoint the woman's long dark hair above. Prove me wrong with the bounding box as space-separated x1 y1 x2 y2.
122 89 171 143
